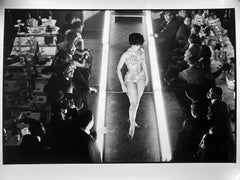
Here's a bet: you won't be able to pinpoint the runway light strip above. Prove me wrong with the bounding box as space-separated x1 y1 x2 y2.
145 10 172 161
96 10 111 161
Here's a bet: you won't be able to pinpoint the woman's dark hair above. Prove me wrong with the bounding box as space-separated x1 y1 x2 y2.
129 33 144 45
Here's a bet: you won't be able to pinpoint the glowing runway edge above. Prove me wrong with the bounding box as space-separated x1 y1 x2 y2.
96 10 110 160
145 10 172 161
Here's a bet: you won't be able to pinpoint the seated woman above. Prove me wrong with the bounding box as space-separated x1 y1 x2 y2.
164 36 200 83
70 20 93 73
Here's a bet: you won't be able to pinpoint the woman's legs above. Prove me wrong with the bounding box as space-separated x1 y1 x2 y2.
126 82 138 139
135 79 145 126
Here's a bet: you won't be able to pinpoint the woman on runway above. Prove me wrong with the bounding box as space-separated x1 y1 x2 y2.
117 33 149 140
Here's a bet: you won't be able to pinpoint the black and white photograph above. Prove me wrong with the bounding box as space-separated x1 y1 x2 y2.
0 0 239 180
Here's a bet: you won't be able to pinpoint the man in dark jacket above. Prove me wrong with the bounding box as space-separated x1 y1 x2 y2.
64 110 101 163
153 11 181 72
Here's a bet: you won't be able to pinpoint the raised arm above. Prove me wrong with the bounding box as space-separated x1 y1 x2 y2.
116 52 128 92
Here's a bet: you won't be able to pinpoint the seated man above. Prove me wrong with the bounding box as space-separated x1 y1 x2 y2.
174 101 212 161
54 110 102 163
153 11 181 71
178 55 205 86
196 90 234 162
175 15 192 49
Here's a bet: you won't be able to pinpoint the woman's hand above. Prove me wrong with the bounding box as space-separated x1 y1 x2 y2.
121 83 128 92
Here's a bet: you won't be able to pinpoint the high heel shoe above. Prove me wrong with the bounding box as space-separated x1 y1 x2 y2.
127 134 133 140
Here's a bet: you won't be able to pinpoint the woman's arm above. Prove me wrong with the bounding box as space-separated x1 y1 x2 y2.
116 53 127 92
141 48 149 86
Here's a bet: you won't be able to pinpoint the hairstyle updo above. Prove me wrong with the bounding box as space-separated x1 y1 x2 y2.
129 33 144 46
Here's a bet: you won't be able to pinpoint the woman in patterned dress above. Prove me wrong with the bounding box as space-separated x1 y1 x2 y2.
116 33 149 140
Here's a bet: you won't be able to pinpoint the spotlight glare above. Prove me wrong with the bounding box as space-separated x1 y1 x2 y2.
145 10 172 161
96 10 111 161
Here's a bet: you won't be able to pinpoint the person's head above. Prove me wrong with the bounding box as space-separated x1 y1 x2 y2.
204 26 211 36
186 55 199 66
199 45 211 58
197 9 203 15
66 41 76 55
191 24 201 34
207 101 229 124
184 43 200 61
51 98 68 118
65 30 78 42
207 86 223 100
129 33 144 47
29 121 46 136
208 38 217 48
184 15 191 26
79 110 94 131
72 20 84 33
188 34 200 44
65 12 75 24
62 61 75 78
164 11 173 22
191 101 208 118
178 10 187 18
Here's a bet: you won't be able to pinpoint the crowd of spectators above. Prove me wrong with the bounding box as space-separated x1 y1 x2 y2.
3 9 236 163
4 11 101 163
152 9 235 162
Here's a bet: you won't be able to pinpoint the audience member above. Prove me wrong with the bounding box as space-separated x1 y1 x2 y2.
57 12 80 43
154 11 181 72
174 101 212 161
52 110 101 163
19 120 50 163
175 15 191 48
197 90 234 162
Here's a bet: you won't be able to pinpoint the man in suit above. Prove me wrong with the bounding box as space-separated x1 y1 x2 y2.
67 110 102 163
51 110 101 163
175 15 192 48
207 86 229 122
153 11 181 72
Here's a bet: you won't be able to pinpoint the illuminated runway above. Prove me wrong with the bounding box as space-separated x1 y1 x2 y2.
102 11 160 162
94 11 186 163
